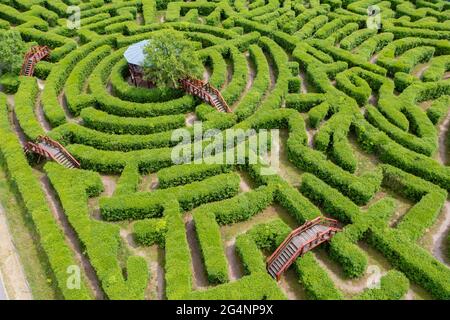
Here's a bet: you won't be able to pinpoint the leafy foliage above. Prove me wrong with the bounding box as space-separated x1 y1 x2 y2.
143 30 203 88
0 30 27 75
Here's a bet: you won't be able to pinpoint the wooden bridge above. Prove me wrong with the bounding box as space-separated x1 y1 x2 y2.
20 46 51 77
24 136 80 169
180 77 231 113
267 217 341 281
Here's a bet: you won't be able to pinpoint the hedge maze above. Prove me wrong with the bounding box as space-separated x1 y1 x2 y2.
0 0 449 300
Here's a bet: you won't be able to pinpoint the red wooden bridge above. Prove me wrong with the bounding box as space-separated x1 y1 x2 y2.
20 46 51 77
25 136 80 169
267 217 341 280
180 77 231 113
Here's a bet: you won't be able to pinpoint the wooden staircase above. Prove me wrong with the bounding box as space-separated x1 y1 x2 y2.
20 46 51 77
25 136 80 169
267 217 341 281
180 77 231 113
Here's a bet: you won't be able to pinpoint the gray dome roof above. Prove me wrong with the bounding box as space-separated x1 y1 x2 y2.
124 40 151 67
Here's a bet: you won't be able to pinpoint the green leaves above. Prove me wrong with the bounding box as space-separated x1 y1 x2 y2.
0 29 26 75
143 30 203 88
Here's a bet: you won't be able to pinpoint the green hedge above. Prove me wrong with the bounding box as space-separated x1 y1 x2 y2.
100 173 241 221
157 163 231 188
65 45 111 115
110 58 183 103
355 270 409 300
368 227 450 300
193 210 228 284
185 273 286 300
0 73 20 94
0 106 92 299
294 252 344 300
164 200 192 300
14 76 44 140
42 37 114 127
44 163 149 300
80 107 185 135
234 44 271 121
133 218 167 247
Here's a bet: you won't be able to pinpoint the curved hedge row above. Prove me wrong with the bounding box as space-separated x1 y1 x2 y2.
0 96 92 300
44 163 149 300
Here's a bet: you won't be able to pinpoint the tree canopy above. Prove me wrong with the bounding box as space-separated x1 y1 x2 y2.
143 30 203 88
0 30 27 75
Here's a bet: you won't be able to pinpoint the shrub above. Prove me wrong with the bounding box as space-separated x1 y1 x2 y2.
193 211 228 284
295 253 344 300
14 76 43 140
65 45 111 115
44 163 149 300
0 112 92 299
0 73 20 94
81 107 185 135
355 271 409 300
133 218 167 247
157 163 231 188
100 173 241 221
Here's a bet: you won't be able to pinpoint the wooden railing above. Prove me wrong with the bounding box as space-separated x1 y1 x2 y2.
37 135 80 168
24 142 53 160
20 46 51 76
267 217 340 280
267 217 328 265
180 77 232 113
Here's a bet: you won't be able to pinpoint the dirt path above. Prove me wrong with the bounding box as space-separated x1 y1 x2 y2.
224 240 244 281
298 71 309 94
231 54 256 110
36 99 52 132
370 53 378 64
8 97 29 147
101 175 117 197
431 201 450 265
264 52 277 90
119 228 165 299
225 58 233 87
39 174 104 299
437 109 450 165
33 79 51 132
412 63 429 79
279 268 307 300
203 65 212 83
313 243 391 299
305 127 316 147
0 203 32 300
420 201 450 266
185 112 197 127
57 92 79 124
238 171 253 192
37 79 45 91
184 215 209 289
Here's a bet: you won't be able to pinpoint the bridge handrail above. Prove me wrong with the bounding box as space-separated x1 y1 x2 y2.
25 141 53 160
202 82 231 112
266 216 339 266
276 227 341 277
181 77 232 113
21 46 51 76
266 216 321 266
37 135 80 168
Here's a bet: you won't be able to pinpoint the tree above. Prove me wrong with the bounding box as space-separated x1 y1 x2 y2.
0 30 27 76
143 30 203 88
